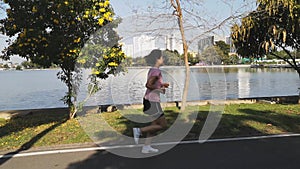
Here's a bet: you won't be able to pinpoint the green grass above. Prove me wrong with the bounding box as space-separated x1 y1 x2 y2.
0 110 91 151
0 103 300 151
208 103 300 139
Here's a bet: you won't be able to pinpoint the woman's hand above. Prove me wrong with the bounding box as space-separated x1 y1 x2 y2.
162 83 169 88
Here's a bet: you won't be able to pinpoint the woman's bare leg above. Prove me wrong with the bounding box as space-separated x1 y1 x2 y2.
142 116 167 145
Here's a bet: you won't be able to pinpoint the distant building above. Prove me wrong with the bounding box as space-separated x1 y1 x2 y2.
122 44 134 58
121 33 187 58
133 35 156 58
198 36 214 54
226 36 237 53
165 34 183 54
121 34 155 58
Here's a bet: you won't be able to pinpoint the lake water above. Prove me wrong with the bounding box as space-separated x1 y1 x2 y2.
0 66 299 111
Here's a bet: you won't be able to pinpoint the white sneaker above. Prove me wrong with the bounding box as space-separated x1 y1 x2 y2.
133 128 141 144
141 145 159 154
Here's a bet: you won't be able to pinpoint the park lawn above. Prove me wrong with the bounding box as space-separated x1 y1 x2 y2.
0 103 300 151
0 110 91 151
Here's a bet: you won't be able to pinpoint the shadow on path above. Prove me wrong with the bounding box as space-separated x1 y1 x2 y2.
66 136 300 169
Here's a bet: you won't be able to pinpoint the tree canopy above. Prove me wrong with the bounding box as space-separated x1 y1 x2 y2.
0 0 126 118
231 0 300 76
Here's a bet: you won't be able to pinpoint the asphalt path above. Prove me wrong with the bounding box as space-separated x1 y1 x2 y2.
1 135 300 169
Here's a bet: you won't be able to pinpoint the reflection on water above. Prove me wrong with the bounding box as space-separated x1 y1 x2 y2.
0 67 299 110
82 67 299 106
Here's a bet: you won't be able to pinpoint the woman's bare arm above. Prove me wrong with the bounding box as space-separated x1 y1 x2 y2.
145 76 159 90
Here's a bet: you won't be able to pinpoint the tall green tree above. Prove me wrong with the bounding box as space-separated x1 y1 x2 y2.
214 41 239 65
0 0 126 118
215 41 230 56
231 0 300 77
200 46 222 65
163 49 183 66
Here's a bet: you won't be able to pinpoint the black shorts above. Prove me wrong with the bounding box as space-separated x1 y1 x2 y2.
143 98 164 119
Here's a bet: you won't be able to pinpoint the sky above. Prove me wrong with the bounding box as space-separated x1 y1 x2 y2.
0 0 257 63
110 0 257 51
110 0 257 34
110 0 256 18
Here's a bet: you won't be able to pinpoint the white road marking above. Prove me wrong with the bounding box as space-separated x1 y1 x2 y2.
1 133 300 159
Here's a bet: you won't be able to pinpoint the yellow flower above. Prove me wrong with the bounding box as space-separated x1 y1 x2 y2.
98 18 104 26
110 52 115 57
19 32 25 38
92 69 100 75
103 12 111 19
104 1 110 7
108 62 118 67
74 37 81 43
118 51 123 56
64 1 69 5
32 6 38 13
96 63 100 67
53 19 59 24
99 8 106 13
69 49 77 53
77 59 86 64
107 17 113 22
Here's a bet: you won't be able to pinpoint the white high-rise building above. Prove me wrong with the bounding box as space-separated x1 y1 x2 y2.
131 35 156 58
121 35 156 58
165 34 183 54
122 33 185 58
123 44 134 58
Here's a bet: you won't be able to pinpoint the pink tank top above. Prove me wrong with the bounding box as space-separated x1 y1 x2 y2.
144 67 163 102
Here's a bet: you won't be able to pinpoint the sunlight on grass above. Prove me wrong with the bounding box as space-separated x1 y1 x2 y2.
242 120 286 134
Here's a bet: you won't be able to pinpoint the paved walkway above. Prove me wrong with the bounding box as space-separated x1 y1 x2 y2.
1 135 300 169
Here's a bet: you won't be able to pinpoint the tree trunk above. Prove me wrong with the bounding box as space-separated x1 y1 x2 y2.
181 40 190 111
65 69 77 119
171 0 190 111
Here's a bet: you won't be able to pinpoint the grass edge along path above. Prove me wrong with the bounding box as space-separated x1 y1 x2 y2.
0 103 300 152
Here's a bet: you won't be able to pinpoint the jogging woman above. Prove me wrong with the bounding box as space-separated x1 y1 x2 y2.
133 49 169 154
